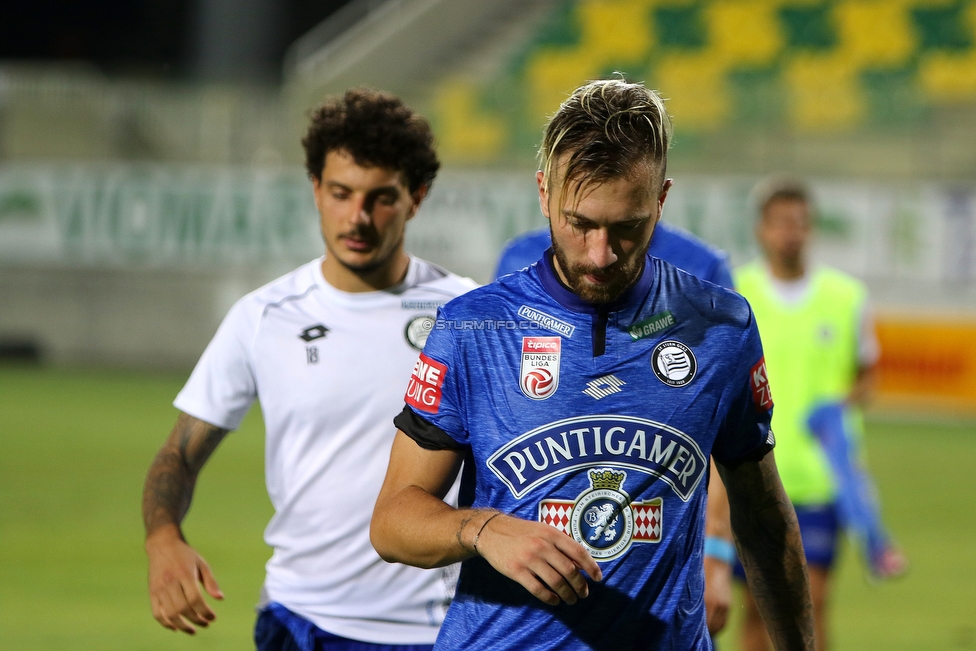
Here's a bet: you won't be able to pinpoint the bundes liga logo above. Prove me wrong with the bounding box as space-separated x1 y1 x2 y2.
520 336 560 400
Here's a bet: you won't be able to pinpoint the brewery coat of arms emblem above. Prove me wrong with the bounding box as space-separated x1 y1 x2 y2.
538 468 663 560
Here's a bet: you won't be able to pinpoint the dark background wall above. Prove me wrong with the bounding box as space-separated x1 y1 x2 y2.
0 0 355 80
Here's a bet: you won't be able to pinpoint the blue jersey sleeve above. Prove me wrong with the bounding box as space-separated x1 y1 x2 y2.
493 229 551 279
711 312 775 465
706 255 735 290
402 307 469 446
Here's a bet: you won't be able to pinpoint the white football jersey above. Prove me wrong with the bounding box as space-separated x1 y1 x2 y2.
174 256 477 644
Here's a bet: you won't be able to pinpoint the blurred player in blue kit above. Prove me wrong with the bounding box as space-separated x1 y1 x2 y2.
371 79 815 650
141 89 475 650
494 222 732 288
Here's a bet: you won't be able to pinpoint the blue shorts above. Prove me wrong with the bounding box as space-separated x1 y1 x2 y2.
255 602 435 651
733 503 840 580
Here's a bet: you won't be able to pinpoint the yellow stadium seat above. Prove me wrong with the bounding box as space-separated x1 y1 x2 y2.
705 0 783 67
433 80 507 161
918 50 976 101
525 48 603 121
833 0 917 67
578 0 655 62
652 53 730 129
784 52 865 130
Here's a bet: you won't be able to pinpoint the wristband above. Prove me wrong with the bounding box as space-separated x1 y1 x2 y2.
473 512 503 554
704 536 736 565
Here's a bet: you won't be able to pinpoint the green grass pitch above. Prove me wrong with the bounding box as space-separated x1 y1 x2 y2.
1 365 974 650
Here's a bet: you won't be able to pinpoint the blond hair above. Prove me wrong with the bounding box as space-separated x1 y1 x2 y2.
539 78 673 196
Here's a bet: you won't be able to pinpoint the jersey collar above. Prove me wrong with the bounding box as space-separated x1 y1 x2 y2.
312 255 422 308
537 249 655 314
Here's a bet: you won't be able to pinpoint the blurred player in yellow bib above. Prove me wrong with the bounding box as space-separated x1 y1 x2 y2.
733 177 907 651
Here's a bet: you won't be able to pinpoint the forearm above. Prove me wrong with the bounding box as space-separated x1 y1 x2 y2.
372 477 602 608
371 483 498 568
703 459 735 634
705 459 732 542
371 431 481 567
372 432 601 608
142 412 227 539
142 444 198 539
847 364 875 407
721 453 815 651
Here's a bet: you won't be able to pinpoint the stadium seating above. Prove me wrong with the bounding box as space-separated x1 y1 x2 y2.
433 0 976 160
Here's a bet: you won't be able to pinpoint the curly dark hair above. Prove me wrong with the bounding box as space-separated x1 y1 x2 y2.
301 88 440 193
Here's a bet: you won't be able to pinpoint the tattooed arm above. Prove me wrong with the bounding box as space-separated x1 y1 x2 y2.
717 451 815 651
142 412 228 635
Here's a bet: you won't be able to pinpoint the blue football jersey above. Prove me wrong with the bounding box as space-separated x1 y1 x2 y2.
401 253 774 651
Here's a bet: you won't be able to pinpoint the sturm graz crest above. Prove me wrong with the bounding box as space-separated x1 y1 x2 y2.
651 340 697 387
404 315 436 351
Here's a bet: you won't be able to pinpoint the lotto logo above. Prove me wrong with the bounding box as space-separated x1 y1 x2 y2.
750 357 773 412
405 353 447 413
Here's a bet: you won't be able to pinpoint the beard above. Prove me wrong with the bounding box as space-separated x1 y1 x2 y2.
550 232 648 305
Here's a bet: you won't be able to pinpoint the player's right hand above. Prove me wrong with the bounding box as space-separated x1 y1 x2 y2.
474 513 602 607
703 556 732 634
145 526 224 634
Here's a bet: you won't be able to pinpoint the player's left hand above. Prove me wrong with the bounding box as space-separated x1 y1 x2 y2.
146 525 224 634
473 513 602 607
704 556 732 635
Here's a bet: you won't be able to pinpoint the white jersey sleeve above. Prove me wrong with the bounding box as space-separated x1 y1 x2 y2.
174 297 259 430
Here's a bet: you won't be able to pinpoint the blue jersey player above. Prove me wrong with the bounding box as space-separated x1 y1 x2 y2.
371 79 815 650
493 221 739 638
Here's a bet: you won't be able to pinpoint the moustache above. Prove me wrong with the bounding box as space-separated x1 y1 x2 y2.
570 261 629 280
339 227 377 242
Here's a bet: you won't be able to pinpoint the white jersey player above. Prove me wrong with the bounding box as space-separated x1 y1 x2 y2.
142 89 475 651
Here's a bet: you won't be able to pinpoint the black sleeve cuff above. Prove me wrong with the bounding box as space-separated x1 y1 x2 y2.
394 406 467 451
720 434 775 468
